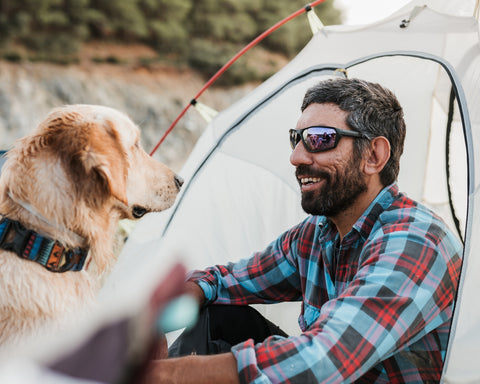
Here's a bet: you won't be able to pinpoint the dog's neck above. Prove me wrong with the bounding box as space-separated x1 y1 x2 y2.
0 215 89 272
7 192 86 246
1 194 90 273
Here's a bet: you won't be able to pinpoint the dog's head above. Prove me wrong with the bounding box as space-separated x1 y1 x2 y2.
4 105 182 227
0 104 182 277
47 105 182 218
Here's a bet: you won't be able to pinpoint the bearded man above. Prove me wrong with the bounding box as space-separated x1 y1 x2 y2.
145 78 463 384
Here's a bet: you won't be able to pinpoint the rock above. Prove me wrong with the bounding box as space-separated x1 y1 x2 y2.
0 61 254 171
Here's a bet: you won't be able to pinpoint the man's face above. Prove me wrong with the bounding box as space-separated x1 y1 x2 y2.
290 103 367 217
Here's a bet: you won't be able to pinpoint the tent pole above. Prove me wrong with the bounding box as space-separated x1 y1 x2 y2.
149 0 329 156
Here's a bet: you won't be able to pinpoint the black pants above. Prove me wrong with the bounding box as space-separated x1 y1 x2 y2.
169 305 288 356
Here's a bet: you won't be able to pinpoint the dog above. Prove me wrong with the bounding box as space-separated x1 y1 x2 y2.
0 104 183 346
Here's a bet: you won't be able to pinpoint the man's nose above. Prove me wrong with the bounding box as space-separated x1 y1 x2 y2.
290 141 313 167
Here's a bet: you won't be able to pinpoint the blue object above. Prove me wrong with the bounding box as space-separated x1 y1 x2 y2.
0 151 7 175
157 294 199 334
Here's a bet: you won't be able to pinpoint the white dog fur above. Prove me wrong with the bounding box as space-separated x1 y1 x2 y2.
0 105 182 346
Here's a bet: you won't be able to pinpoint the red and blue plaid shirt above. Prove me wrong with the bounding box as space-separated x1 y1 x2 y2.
188 184 463 383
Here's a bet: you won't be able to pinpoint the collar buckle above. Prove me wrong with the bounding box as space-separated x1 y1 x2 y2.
45 245 88 272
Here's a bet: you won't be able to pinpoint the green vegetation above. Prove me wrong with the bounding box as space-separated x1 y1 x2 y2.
0 0 342 83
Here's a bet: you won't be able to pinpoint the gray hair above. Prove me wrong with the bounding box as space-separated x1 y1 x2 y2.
301 78 406 186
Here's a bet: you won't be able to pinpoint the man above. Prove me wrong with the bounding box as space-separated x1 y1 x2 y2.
145 78 463 383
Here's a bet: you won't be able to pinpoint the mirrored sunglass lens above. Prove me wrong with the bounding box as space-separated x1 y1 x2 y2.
303 127 336 151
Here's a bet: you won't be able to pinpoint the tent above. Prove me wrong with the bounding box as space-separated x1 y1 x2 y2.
111 0 480 382
0 0 479 382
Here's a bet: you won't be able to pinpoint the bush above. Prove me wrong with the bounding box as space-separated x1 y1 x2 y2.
187 38 235 75
0 0 343 84
21 32 81 55
187 39 277 86
2 51 23 62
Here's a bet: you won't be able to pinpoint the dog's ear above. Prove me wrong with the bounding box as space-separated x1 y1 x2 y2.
43 109 129 207
77 122 129 206
80 143 129 206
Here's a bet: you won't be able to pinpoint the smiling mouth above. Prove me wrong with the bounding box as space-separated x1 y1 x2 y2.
300 177 322 185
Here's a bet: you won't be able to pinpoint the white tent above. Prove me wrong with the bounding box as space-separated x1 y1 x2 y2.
1 0 479 382
110 0 480 382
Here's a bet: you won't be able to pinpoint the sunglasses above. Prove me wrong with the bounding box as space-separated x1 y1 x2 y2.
289 126 368 153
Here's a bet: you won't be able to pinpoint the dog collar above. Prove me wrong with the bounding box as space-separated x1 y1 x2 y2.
0 216 89 272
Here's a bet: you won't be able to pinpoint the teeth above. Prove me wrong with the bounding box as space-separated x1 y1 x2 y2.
300 177 321 184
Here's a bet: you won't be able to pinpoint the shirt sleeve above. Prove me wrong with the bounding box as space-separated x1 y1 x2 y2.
231 221 463 383
187 223 306 306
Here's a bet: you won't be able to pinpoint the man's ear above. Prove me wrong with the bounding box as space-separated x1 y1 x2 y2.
363 136 390 176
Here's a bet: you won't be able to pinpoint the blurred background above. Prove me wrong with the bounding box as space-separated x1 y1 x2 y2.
0 0 343 171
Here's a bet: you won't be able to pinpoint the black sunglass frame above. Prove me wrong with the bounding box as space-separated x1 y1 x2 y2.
289 126 368 153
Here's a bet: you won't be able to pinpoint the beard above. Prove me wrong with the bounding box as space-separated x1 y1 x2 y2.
296 153 368 217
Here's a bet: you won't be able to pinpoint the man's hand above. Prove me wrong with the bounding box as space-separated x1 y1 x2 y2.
141 276 235 383
150 334 169 360
142 353 240 384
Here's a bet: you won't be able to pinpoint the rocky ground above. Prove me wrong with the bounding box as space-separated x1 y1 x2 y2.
0 43 259 171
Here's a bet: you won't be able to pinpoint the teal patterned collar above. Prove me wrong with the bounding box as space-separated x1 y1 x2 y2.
0 215 88 272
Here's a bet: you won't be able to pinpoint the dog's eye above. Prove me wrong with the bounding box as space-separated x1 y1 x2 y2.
134 141 140 149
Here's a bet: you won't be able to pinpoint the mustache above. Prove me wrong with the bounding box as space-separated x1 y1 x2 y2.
295 165 330 180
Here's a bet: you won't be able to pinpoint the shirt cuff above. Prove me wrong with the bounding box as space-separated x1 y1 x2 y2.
231 339 271 384
195 279 217 304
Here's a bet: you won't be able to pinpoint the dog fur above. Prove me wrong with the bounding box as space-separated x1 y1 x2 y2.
0 104 182 346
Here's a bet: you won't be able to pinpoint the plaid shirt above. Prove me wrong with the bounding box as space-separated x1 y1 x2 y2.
188 184 463 383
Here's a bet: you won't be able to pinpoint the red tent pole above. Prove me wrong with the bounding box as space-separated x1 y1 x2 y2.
150 0 327 156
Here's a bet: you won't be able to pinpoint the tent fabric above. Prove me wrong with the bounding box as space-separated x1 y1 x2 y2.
111 1 480 382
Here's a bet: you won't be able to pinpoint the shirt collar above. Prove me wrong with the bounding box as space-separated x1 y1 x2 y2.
317 183 399 240
352 183 398 240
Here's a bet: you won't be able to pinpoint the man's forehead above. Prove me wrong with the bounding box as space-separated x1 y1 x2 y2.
297 103 348 128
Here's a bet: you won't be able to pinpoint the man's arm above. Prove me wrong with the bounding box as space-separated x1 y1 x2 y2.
225 224 463 383
184 280 205 307
143 353 240 384
185 225 307 307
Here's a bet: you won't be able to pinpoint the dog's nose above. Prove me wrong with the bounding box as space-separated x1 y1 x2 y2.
174 174 184 190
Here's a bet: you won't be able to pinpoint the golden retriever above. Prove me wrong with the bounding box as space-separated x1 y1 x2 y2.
0 104 183 346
